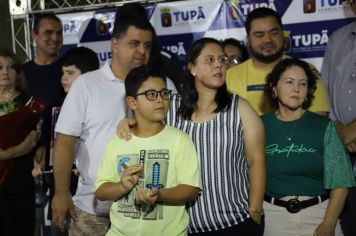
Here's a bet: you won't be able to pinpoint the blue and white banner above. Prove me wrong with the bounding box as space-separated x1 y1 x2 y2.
58 0 356 70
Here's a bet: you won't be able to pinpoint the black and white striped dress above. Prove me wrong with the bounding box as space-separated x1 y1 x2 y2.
166 94 250 233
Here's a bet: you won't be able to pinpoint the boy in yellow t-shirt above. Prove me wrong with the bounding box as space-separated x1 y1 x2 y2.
95 65 201 236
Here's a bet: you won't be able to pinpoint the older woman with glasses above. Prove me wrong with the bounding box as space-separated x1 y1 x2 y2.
119 37 265 235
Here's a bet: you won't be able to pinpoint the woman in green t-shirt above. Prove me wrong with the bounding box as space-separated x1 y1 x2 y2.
261 58 355 236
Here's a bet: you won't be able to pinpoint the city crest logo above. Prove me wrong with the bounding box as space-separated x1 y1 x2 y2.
160 8 172 27
303 0 316 13
283 31 291 52
96 18 110 35
227 0 240 21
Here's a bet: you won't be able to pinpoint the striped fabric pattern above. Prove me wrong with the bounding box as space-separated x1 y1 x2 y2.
166 94 250 233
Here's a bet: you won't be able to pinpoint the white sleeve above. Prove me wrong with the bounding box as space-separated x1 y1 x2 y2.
55 77 87 137
166 77 178 95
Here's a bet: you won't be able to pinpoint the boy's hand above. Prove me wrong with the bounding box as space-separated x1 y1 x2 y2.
121 164 142 193
117 118 136 141
135 187 159 206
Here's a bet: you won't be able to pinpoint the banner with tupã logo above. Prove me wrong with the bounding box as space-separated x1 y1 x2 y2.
57 0 356 71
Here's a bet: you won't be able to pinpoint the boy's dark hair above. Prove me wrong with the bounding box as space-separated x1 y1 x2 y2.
265 58 317 110
178 37 232 120
245 7 282 35
62 47 99 73
221 38 249 63
32 13 62 34
125 65 166 97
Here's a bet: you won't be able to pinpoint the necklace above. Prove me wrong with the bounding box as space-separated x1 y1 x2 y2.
275 110 304 141
278 121 298 141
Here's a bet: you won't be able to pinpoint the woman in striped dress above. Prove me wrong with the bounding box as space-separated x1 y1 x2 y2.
119 37 266 235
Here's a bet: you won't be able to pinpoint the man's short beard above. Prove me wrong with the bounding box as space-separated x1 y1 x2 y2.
250 47 284 64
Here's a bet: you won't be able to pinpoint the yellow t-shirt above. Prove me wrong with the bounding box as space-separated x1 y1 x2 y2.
226 57 329 115
95 125 201 236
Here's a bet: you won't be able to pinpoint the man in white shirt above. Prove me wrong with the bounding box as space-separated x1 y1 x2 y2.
51 13 176 235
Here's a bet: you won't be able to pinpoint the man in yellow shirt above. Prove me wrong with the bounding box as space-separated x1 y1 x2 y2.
226 7 328 115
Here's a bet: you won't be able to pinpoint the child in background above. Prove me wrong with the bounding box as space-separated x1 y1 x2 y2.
60 47 100 92
32 46 99 236
32 46 99 176
95 65 201 236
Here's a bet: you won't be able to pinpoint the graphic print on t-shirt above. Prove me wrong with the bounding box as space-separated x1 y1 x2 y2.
116 149 169 220
265 143 317 158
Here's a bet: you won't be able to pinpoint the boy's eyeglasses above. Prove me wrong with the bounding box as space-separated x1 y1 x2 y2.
228 56 242 65
135 89 172 101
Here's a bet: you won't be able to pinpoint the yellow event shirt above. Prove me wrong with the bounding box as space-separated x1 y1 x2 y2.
226 57 329 115
95 125 201 236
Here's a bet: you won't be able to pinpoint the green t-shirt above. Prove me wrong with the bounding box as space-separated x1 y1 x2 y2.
95 125 201 236
261 111 330 198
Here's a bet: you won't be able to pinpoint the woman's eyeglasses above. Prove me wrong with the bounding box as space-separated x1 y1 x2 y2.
204 55 229 65
135 89 172 101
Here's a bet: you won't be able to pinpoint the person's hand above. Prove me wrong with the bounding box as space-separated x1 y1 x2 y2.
32 146 45 177
313 221 335 236
335 120 356 153
135 186 159 206
32 160 43 177
0 130 39 160
120 164 143 194
335 120 356 145
52 192 77 230
117 118 136 141
248 207 262 224
346 139 356 153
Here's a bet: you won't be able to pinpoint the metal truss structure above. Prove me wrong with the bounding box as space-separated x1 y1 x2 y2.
9 0 173 61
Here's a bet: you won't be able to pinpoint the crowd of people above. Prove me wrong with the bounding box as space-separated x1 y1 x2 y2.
0 1 356 236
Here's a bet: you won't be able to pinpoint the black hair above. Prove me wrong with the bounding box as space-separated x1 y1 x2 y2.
115 2 148 21
112 11 155 39
62 47 99 74
113 3 166 84
125 65 166 97
178 38 232 120
265 58 317 110
245 7 282 35
221 38 249 63
32 13 62 34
